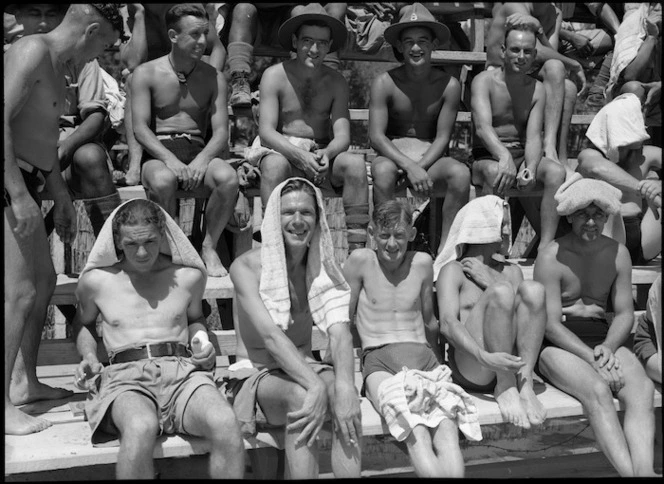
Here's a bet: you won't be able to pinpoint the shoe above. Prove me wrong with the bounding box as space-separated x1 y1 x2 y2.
229 72 251 108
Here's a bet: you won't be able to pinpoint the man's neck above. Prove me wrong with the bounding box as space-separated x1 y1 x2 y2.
44 29 77 66
285 247 309 273
403 63 432 82
503 67 529 85
170 50 197 72
290 58 322 81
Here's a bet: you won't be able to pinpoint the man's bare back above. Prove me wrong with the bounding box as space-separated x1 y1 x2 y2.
79 254 202 351
381 66 454 141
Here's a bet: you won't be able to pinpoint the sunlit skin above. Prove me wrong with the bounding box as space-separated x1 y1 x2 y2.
116 224 164 272
170 15 209 64
397 26 437 68
502 29 537 74
280 190 318 254
567 204 608 243
370 221 416 268
13 5 64 35
293 25 332 70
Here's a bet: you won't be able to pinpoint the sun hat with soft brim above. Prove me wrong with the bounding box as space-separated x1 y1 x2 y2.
384 2 450 47
277 3 347 53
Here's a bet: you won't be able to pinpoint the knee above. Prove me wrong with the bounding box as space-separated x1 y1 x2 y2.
517 280 545 309
445 161 471 192
541 59 566 83
586 379 616 409
206 408 243 446
6 280 38 314
339 154 368 185
72 144 110 179
232 3 257 21
486 282 515 311
564 79 578 99
576 151 608 179
211 163 240 192
260 156 290 184
542 160 567 187
145 168 177 195
619 81 645 101
371 158 398 186
121 414 159 444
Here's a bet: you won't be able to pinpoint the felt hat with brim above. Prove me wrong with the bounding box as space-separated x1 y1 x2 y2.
278 3 347 53
384 2 450 47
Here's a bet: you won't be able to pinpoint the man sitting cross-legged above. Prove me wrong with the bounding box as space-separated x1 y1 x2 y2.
471 22 567 253
344 200 482 478
369 3 470 256
132 4 243 277
535 173 658 477
252 3 369 254
434 195 548 429
222 178 361 479
73 198 244 479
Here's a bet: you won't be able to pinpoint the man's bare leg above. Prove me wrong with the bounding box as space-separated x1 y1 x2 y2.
4 210 55 434
614 347 658 476
201 159 240 277
539 59 567 163
256 372 319 479
558 79 578 167
332 152 369 253
539 346 640 476
428 157 471 254
513 280 547 426
181 385 245 478
141 160 179 217
259 153 292 210
122 75 143 186
111 391 159 479
371 156 401 207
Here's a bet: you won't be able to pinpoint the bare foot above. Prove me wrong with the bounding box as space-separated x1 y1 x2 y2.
201 246 228 277
5 404 52 435
519 385 546 426
10 381 73 406
494 385 530 429
124 166 141 186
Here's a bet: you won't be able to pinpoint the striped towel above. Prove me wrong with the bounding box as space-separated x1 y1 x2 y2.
259 177 351 334
377 365 482 442
432 195 511 282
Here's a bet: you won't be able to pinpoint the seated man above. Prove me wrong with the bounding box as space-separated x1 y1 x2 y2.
634 274 662 384
558 2 620 65
577 92 661 264
255 4 369 255
73 198 244 479
369 3 470 256
132 4 242 277
471 23 567 253
344 200 481 478
534 173 658 477
434 195 548 429
223 178 361 479
222 3 347 108
486 2 586 165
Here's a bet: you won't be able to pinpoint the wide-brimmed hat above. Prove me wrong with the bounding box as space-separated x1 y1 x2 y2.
277 3 347 53
384 3 450 47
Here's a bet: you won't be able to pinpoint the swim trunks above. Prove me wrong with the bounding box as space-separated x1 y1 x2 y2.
471 141 525 164
4 163 48 208
85 356 217 446
141 134 206 167
360 341 440 387
447 345 497 393
623 214 646 265
216 360 334 444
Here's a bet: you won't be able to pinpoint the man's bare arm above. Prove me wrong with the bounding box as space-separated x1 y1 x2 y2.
603 245 635 352
342 250 364 348
192 69 229 165
471 73 511 162
119 4 147 73
323 73 352 161
419 76 461 170
73 271 104 382
418 254 442 362
523 83 545 171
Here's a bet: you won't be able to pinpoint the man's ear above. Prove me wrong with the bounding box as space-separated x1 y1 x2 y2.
500 42 506 60
395 39 405 55
292 33 298 50
367 223 375 238
432 38 440 49
168 28 178 43
85 22 100 39
408 226 417 242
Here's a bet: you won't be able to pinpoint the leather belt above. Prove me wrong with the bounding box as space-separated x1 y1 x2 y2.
109 342 190 364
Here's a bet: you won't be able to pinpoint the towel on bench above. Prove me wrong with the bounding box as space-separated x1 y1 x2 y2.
377 364 482 442
244 135 319 167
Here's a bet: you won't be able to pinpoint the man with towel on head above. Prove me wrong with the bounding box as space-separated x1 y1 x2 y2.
224 178 361 479
434 195 548 429
252 3 370 254
534 174 658 477
577 92 661 265
4 3 123 435
344 200 481 477
72 198 244 479
368 3 470 257
471 21 567 255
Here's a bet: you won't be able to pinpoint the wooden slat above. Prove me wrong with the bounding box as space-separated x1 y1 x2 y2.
349 109 595 125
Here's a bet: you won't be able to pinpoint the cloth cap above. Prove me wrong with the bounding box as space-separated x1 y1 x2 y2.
384 2 450 47
277 3 347 53
555 172 623 216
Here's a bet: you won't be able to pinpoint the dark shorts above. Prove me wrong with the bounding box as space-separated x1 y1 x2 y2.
85 356 217 446
447 345 497 393
623 214 646 265
360 342 440 396
4 166 47 208
141 135 205 167
470 144 526 164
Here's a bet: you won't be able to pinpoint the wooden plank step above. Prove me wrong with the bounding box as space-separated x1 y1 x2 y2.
348 109 596 125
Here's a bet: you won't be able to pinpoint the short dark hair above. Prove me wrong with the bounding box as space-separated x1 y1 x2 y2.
371 200 413 229
90 4 128 42
504 23 538 45
295 19 331 39
165 3 208 32
112 199 166 251
281 179 319 219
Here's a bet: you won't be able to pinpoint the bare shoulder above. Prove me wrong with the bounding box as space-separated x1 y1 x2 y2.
229 248 261 285
76 266 118 296
346 247 374 266
261 62 286 83
173 264 206 286
5 35 49 67
438 259 464 281
412 250 433 267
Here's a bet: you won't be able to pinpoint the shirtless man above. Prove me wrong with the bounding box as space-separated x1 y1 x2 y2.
344 200 473 477
225 178 361 479
4 3 123 435
369 3 470 255
535 174 658 476
471 23 567 253
257 4 369 253
73 199 244 479
435 195 548 429
486 2 586 165
132 3 241 277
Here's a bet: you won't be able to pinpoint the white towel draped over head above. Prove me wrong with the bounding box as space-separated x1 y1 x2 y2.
259 177 351 334
433 195 511 282
585 93 650 164
81 198 207 278
554 172 623 216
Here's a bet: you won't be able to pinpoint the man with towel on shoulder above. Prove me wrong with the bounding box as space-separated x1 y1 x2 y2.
534 174 658 477
73 198 244 479
224 178 361 479
434 195 548 430
577 92 661 265
253 3 370 254
344 199 481 477
471 21 567 255
368 3 470 257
